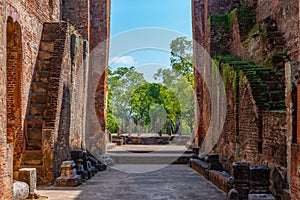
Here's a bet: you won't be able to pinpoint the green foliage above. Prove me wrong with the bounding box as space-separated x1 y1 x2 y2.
228 8 237 31
170 37 194 85
107 37 196 134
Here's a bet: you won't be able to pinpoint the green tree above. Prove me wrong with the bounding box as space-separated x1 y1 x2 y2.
108 66 146 133
170 36 194 84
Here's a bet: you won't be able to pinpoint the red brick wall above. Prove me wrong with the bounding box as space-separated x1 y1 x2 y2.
292 68 300 198
62 0 89 40
6 17 22 148
85 0 110 155
256 0 299 61
237 74 260 164
6 0 60 138
0 0 13 198
213 66 237 164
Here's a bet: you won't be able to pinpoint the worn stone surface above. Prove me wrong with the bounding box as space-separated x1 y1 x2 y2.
39 165 226 200
55 161 82 187
18 168 37 196
12 181 29 200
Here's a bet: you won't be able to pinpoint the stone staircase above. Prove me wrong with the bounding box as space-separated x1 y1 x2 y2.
21 23 69 168
217 56 285 111
265 18 288 71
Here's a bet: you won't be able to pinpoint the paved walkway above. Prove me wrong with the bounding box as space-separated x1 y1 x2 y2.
39 165 226 200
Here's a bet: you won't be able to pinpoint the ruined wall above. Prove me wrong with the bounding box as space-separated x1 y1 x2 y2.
0 0 13 198
6 0 60 133
256 0 299 61
228 0 299 71
39 23 87 184
192 0 299 197
85 0 110 155
238 74 260 164
212 65 237 163
62 0 89 40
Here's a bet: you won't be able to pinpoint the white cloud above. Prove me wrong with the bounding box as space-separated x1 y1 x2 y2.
110 56 136 66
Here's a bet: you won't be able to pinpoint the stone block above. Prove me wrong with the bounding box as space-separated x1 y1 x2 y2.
250 165 271 192
204 154 223 171
74 159 88 182
55 161 82 187
13 181 29 200
18 168 37 197
190 158 209 179
233 162 251 182
208 170 234 193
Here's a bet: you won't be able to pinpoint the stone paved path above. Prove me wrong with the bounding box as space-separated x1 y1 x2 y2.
39 165 226 200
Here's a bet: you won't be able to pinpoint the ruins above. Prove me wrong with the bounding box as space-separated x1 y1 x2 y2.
0 0 299 199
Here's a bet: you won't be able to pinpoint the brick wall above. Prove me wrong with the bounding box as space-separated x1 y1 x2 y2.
237 74 260 164
256 0 299 61
85 0 110 156
294 93 300 196
0 0 13 198
62 0 89 39
262 111 288 198
5 0 60 142
212 66 237 165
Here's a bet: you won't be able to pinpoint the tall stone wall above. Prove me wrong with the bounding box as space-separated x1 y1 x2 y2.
256 0 299 61
62 0 89 39
85 0 110 156
6 0 60 135
0 0 13 198
192 0 299 197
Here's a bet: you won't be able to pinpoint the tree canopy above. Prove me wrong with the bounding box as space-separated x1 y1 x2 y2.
107 37 195 135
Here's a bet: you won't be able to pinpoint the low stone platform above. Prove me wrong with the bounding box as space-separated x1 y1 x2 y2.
111 134 191 146
38 165 226 200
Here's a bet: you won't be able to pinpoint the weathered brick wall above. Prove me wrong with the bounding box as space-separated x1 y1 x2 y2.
212 66 237 164
85 0 110 156
292 99 300 198
262 111 288 198
256 0 299 61
238 74 260 164
262 112 287 167
43 23 87 183
5 0 60 142
62 0 89 39
0 0 13 198
208 0 233 16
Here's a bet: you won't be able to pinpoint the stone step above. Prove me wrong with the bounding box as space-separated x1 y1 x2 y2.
108 153 192 164
38 51 52 61
34 71 51 83
39 42 55 52
30 93 48 104
32 82 48 93
25 139 42 151
108 150 193 154
27 128 42 141
273 45 285 52
272 37 285 46
21 152 43 165
269 31 283 38
36 60 52 71
29 104 47 116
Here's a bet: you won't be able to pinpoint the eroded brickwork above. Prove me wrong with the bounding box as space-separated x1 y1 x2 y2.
0 0 13 198
192 0 300 198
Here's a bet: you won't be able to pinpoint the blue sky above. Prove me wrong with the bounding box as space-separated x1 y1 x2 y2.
109 0 192 81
